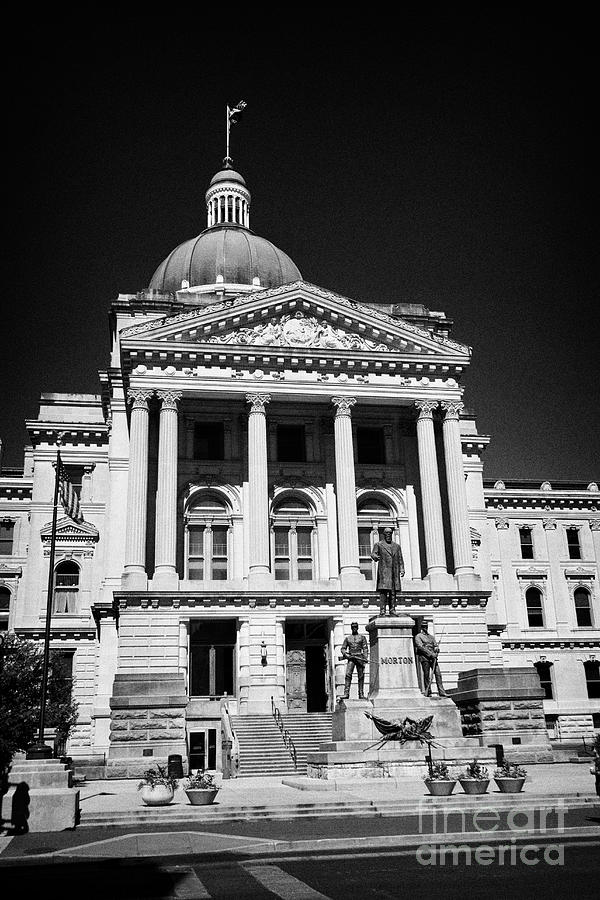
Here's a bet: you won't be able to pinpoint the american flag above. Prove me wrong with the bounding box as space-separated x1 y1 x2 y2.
58 454 83 523
228 100 247 124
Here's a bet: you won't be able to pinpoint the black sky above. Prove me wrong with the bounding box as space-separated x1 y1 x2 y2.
2 20 598 480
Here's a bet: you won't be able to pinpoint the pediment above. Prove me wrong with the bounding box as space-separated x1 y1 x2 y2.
120 281 470 362
40 516 99 543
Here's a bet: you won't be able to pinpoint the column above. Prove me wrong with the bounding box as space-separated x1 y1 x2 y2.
153 391 181 589
415 400 447 580
123 389 153 588
441 401 475 577
246 393 271 581
543 518 567 628
332 397 361 583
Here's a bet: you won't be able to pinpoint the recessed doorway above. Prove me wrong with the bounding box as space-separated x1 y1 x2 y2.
285 620 331 712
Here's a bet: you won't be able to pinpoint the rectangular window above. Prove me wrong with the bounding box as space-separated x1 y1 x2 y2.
584 661 600 699
194 422 224 460
0 521 14 555
189 620 236 697
188 526 205 580
574 588 593 627
296 527 313 581
519 527 534 559
525 588 544 627
535 663 554 700
356 427 385 464
277 425 306 462
63 466 84 499
566 528 582 560
211 526 228 580
274 528 290 580
358 527 373 580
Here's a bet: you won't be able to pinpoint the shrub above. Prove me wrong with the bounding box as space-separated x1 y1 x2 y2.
423 761 454 781
461 759 489 779
137 765 178 791
494 760 527 778
185 769 218 790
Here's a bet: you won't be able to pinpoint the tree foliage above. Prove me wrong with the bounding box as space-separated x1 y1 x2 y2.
0 633 79 777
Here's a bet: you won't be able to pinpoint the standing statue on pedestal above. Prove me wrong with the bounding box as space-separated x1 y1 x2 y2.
340 622 369 700
371 527 404 616
414 621 448 697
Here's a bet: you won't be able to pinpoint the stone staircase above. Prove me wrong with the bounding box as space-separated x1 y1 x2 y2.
231 712 332 776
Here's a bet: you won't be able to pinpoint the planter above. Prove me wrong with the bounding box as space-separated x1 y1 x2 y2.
494 777 525 794
185 788 219 806
459 778 489 795
140 784 175 806
424 779 457 796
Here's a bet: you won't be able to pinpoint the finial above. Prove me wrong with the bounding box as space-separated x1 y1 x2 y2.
223 156 233 169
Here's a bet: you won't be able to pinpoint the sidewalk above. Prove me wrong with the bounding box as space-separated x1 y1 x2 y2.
1 764 598 865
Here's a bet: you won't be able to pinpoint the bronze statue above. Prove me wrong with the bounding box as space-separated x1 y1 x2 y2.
371 527 404 616
414 621 448 697
340 622 369 699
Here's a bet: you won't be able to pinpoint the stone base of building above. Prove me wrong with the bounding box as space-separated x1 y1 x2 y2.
306 741 497 779
451 666 554 760
2 759 80 831
107 672 188 778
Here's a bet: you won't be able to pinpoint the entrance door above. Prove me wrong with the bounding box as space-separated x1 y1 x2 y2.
285 620 330 712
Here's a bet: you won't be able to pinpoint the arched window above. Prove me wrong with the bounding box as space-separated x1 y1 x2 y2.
584 660 600 699
0 586 10 631
53 561 80 614
186 494 230 581
574 587 593 627
525 586 544 627
271 496 314 581
534 661 554 699
357 497 395 581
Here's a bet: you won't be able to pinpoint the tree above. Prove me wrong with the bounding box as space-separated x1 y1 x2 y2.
0 633 79 778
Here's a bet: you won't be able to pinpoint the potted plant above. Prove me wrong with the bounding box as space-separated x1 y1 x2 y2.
137 765 178 806
184 769 220 806
458 759 490 795
423 761 457 796
493 760 527 793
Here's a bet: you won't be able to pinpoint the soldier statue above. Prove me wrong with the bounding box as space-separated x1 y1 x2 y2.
414 621 448 697
340 622 369 700
371 527 404 616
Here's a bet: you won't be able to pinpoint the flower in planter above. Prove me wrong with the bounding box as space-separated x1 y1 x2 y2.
137 764 179 791
461 759 489 780
494 760 527 779
423 761 454 782
185 769 218 790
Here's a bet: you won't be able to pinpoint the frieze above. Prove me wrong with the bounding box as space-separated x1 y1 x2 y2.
205 312 390 352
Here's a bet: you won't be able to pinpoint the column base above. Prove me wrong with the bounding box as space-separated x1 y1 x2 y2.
339 568 364 589
426 570 453 589
247 569 274 588
121 568 148 590
151 569 180 591
455 571 481 590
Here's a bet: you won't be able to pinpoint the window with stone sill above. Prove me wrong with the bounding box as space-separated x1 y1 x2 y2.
534 660 554 699
0 520 15 555
584 660 600 699
574 586 593 627
271 496 314 581
566 527 582 560
0 586 10 631
357 497 396 581
185 495 230 581
519 527 534 560
53 561 80 614
525 585 545 627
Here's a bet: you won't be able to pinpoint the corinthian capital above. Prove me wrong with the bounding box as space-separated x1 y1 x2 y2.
331 396 357 417
542 518 557 530
415 400 439 420
156 390 182 410
589 519 600 532
127 388 154 408
246 393 271 413
440 400 464 420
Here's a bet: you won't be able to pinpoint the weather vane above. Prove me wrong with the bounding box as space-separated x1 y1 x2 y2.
225 100 247 166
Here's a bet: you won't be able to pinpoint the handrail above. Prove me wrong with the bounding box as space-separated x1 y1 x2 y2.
221 700 239 778
271 696 298 769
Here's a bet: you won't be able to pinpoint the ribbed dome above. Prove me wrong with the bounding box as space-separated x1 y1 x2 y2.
149 225 302 293
208 167 246 188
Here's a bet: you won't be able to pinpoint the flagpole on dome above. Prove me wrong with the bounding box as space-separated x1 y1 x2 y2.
225 100 247 167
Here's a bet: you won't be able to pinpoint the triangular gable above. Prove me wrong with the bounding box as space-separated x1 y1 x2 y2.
120 281 470 361
40 516 99 543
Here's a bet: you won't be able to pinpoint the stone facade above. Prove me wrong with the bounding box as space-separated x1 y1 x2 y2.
0 160 598 774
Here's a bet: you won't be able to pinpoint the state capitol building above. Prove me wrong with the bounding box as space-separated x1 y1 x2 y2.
1 156 598 776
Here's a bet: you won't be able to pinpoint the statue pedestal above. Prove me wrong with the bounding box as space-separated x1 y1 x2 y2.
367 614 423 705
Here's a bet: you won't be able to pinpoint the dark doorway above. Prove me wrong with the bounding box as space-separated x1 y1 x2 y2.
189 728 217 772
285 620 330 712
189 619 236 697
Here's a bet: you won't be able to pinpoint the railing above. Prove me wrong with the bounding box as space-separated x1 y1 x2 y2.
220 700 239 778
271 696 298 769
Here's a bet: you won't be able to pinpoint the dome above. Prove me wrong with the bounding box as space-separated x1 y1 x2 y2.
149 225 302 293
208 167 246 188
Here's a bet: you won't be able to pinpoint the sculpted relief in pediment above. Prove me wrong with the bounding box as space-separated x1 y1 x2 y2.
205 312 390 352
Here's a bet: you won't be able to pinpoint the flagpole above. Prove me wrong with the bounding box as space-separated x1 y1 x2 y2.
27 434 63 759
226 105 230 161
